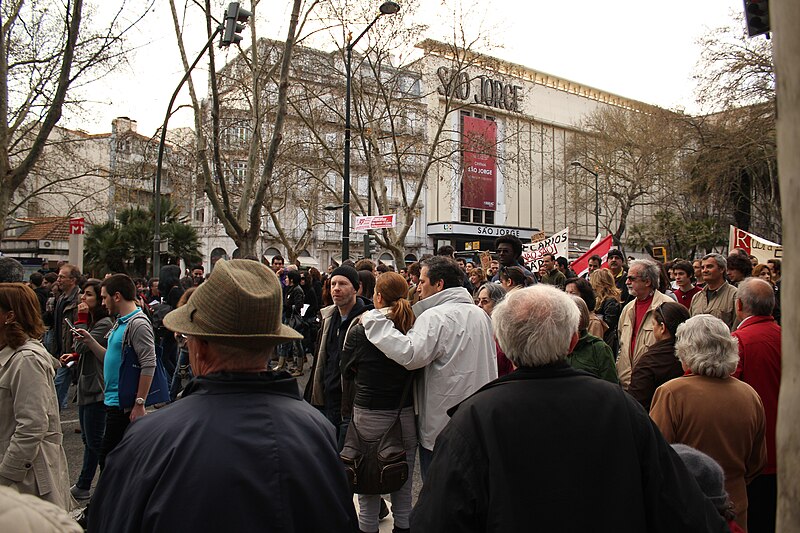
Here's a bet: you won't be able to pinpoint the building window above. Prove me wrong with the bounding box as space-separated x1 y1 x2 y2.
224 123 251 147
232 161 247 186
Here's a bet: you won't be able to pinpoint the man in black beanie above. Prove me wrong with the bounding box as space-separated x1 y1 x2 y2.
305 265 373 448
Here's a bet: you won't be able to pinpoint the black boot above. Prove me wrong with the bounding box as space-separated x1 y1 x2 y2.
392 528 410 533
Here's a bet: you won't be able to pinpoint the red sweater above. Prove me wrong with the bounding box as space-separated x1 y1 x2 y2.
732 315 781 475
675 285 702 309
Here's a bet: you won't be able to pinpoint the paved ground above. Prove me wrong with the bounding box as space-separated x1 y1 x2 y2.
60 367 422 530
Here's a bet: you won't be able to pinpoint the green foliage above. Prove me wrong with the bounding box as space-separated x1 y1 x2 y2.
162 222 203 267
628 211 727 260
83 196 202 276
83 221 127 276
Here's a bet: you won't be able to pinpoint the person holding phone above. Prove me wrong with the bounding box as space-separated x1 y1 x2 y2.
62 279 113 500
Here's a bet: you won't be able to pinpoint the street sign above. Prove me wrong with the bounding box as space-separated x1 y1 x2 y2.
69 218 85 235
354 214 396 231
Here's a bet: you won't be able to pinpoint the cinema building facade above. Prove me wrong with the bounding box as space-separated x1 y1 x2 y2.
416 39 658 257
192 39 661 270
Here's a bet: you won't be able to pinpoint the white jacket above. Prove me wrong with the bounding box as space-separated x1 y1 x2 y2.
362 287 497 450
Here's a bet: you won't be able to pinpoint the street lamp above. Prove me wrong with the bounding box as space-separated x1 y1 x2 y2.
341 1 400 261
571 161 600 237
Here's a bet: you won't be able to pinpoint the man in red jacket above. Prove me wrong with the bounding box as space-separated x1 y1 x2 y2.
732 277 781 533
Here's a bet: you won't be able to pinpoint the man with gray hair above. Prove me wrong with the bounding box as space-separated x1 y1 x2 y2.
0 256 24 282
616 258 673 389
690 253 739 330
732 277 781 532
411 285 729 532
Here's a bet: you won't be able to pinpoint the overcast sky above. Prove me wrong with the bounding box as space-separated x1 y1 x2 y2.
67 0 747 137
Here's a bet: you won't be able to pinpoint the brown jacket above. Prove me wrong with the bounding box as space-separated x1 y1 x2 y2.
0 339 72 511
650 375 767 531
689 282 740 331
616 290 674 389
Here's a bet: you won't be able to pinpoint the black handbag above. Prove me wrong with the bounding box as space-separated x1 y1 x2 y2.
340 376 413 495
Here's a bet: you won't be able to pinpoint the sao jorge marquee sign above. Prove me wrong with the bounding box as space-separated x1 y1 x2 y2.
436 66 524 113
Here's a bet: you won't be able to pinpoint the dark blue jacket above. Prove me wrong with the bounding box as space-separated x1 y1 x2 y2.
89 372 359 532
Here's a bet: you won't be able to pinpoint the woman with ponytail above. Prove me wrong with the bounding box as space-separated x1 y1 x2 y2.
341 272 416 533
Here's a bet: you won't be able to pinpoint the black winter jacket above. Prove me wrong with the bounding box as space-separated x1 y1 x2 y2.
411 363 730 533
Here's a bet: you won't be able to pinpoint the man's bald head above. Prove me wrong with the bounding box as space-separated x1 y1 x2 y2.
736 277 776 318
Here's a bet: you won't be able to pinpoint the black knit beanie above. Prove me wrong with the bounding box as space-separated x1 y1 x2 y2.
330 265 360 291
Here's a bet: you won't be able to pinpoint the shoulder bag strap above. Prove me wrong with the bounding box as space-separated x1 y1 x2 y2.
388 373 415 441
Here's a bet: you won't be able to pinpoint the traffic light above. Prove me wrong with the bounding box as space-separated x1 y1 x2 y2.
220 2 252 48
652 246 668 263
743 0 770 37
363 232 378 258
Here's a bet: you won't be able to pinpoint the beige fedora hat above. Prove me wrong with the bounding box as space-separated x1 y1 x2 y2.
163 259 303 343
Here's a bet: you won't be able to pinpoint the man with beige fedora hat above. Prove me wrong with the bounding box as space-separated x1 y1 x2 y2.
88 259 359 533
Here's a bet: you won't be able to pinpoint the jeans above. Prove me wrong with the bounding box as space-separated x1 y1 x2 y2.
99 406 131 470
161 336 178 384
318 405 349 452
76 402 106 490
54 366 71 410
353 407 417 532
418 445 434 483
169 348 193 401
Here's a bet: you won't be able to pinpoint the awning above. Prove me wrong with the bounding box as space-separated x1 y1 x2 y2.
297 256 320 268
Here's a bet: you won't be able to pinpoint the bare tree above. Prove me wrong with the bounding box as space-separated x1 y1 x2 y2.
288 1 512 265
168 0 318 258
0 0 148 237
562 106 686 248
687 22 778 239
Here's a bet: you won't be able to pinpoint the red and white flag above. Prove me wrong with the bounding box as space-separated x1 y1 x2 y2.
571 234 614 278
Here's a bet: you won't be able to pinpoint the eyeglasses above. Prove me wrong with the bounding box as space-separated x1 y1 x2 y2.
626 275 643 282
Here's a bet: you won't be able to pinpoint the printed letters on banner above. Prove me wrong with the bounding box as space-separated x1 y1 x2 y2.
521 227 569 271
728 225 782 264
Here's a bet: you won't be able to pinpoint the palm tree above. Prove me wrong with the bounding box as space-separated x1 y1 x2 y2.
83 221 126 276
118 207 153 277
162 221 202 267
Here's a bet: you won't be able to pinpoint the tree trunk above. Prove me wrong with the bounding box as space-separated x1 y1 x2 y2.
773 1 800 529
613 203 631 250
734 169 752 231
0 185 11 238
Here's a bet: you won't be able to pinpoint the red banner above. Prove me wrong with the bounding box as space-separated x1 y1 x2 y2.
571 234 614 278
462 116 497 210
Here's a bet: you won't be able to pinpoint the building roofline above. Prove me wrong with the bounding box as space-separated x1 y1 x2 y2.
416 39 661 113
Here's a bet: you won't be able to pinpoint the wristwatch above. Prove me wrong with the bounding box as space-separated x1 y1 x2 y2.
135 397 146 406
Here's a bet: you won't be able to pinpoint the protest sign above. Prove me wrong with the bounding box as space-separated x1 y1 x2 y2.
522 227 569 271
728 226 782 264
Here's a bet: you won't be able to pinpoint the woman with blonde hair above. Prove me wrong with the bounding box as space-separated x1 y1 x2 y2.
341 272 417 533
469 267 487 298
590 268 622 352
0 284 71 510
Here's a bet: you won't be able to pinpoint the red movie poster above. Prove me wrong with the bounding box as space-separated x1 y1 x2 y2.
462 116 497 210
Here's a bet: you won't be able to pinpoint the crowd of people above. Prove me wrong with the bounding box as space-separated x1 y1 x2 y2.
0 239 783 531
